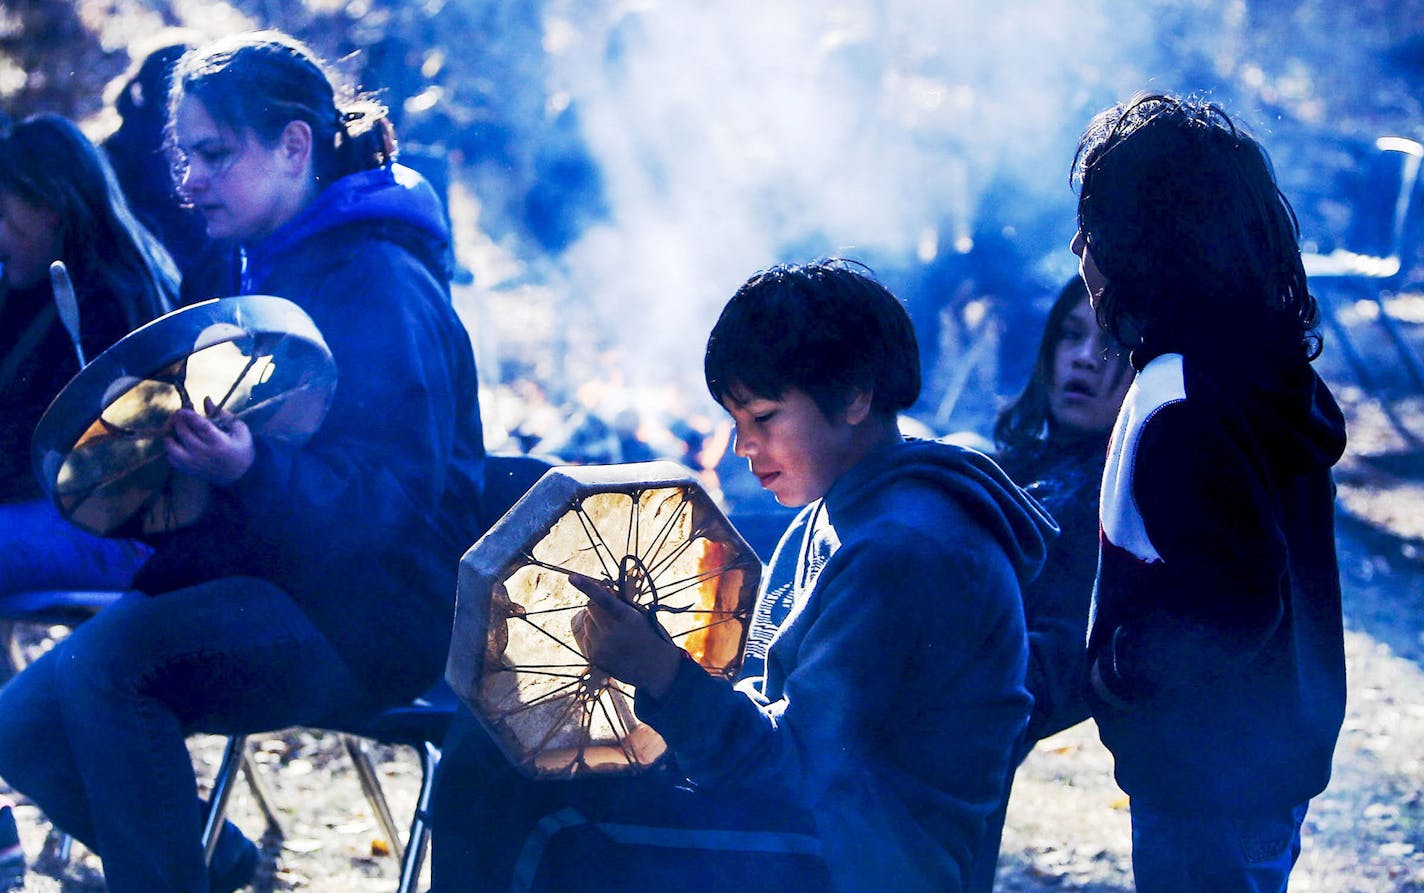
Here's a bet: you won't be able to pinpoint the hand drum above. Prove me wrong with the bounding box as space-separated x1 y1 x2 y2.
448 461 761 779
32 295 338 537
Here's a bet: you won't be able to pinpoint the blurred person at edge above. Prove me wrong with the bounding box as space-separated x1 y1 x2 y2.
0 110 176 893
0 113 176 601
0 31 486 893
966 275 1133 892
101 31 209 275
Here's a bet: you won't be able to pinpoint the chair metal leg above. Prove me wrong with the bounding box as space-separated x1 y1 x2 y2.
396 740 441 893
240 750 284 836
0 621 22 684
33 826 74 876
202 735 248 865
1319 286 1422 447
1371 292 1424 394
343 734 406 863
202 727 443 892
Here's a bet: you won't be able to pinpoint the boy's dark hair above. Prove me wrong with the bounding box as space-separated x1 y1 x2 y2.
1072 92 1321 363
704 259 920 419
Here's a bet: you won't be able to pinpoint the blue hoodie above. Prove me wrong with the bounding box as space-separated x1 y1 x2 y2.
136 164 486 703
638 438 1054 893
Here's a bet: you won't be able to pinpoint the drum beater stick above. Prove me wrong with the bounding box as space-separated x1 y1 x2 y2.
50 260 87 368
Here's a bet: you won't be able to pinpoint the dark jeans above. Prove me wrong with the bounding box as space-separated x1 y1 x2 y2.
0 578 371 893
430 708 833 893
1130 801 1308 893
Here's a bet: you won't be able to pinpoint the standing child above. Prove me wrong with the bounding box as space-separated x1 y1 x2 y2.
1071 93 1347 892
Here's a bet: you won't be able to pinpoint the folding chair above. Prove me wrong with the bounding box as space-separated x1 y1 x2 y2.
200 683 456 893
199 452 554 893
1303 135 1424 402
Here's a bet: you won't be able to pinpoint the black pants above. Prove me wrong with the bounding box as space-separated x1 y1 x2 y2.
429 707 834 893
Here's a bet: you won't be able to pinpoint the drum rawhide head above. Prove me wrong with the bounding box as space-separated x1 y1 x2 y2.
31 295 338 537
448 460 760 779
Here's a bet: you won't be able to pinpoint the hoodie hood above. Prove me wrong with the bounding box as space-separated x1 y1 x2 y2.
1242 361 1347 475
241 163 449 289
1140 344 1347 477
824 437 1057 588
1169 349 1346 476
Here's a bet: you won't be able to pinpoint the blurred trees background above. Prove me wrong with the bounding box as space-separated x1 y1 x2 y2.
6 0 1424 260
4 0 1424 435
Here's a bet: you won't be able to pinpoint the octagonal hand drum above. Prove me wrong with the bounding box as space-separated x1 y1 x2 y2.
32 295 338 537
448 461 761 779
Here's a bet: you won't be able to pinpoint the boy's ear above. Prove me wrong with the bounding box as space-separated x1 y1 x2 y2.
276 119 314 176
843 387 874 426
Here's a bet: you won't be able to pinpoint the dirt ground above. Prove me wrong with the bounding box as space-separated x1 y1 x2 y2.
7 319 1424 892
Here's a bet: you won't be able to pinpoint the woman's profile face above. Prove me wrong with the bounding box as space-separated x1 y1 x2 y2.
173 98 297 243
1048 297 1133 436
0 189 61 290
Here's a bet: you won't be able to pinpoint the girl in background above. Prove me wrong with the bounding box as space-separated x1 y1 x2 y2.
993 275 1132 743
968 275 1133 892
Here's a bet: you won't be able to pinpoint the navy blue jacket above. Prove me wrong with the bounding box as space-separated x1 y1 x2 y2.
1088 351 1346 812
134 164 486 703
997 430 1109 743
639 439 1053 892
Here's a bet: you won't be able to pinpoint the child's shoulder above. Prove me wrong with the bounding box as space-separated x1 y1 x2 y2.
1119 352 1247 443
835 438 1047 561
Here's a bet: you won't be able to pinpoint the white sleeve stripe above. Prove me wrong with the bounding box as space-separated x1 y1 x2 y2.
1100 353 1187 563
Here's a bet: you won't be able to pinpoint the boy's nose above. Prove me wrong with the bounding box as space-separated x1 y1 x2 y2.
1070 229 1086 257
732 428 753 458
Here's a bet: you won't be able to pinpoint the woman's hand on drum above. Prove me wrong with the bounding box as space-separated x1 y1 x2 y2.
568 573 683 700
166 397 256 486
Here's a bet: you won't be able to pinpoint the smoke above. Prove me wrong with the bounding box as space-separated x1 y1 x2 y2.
527 0 1199 406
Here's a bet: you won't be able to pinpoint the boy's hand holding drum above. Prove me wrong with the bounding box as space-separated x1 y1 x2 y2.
568 572 682 700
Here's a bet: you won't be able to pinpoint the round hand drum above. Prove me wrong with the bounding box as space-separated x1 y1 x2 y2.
32 295 338 537
448 461 761 779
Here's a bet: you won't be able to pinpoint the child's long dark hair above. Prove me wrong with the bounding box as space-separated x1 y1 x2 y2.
994 277 1095 452
0 114 177 327
169 30 396 189
1072 92 1320 365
